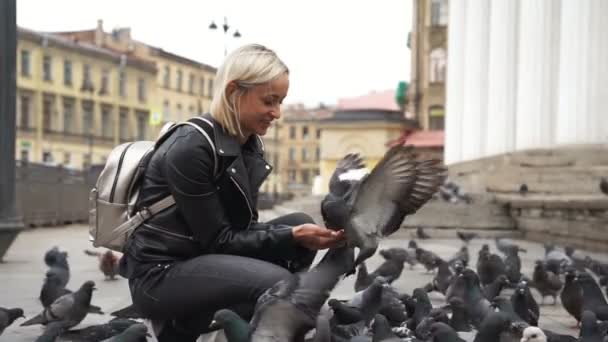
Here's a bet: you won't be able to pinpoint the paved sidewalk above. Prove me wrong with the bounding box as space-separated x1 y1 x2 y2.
2 222 607 341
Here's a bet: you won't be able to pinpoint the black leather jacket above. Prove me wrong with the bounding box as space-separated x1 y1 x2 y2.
119 114 297 279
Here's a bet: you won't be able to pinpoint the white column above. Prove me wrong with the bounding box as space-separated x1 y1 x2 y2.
461 0 490 161
444 0 467 164
515 0 561 150
556 0 608 144
485 0 518 156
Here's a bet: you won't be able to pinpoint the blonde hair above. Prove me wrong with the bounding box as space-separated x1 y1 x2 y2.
210 44 289 137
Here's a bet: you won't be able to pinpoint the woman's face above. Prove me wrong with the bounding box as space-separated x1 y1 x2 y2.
237 73 289 138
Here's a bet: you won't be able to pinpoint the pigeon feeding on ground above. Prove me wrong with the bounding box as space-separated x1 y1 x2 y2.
21 281 96 330
0 307 24 335
85 249 121 280
320 146 445 269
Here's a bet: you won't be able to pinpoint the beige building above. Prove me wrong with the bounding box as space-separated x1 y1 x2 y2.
15 27 157 169
55 20 217 126
407 0 448 131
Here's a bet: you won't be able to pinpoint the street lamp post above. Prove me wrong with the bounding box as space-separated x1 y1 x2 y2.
0 0 25 261
209 17 242 57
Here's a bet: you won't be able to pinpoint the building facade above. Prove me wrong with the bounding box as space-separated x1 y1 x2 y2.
407 0 448 131
445 0 608 165
55 20 217 126
15 28 157 169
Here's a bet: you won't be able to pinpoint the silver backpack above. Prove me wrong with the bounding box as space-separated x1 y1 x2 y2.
88 116 218 252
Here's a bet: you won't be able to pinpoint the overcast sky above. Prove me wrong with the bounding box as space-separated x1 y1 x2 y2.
17 0 412 107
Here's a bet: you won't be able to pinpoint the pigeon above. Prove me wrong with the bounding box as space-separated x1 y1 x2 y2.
416 247 441 273
461 269 492 328
532 261 563 305
110 304 142 319
447 297 471 332
490 296 529 329
370 314 401 342
85 249 120 280
521 327 547 342
328 299 363 325
101 323 149 342
519 183 529 195
349 277 387 324
504 248 523 284
21 280 96 329
374 249 408 282
320 146 445 269
417 227 431 240
429 321 466 342
428 258 453 295
600 177 608 196
408 288 433 330
0 307 24 335
40 271 104 314
543 329 578 342
378 285 408 326
575 272 608 320
579 310 603 342
477 250 506 286
381 246 417 270
449 246 469 269
44 247 70 289
215 245 354 342
58 318 143 342
511 281 539 327
354 263 374 292
495 238 526 256
35 321 70 342
561 268 583 325
473 311 512 342
483 275 510 301
456 231 478 245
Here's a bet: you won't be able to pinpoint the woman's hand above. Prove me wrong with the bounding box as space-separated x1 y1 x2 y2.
292 224 346 250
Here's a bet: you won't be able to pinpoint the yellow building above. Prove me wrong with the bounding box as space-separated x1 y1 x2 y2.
260 105 329 197
56 20 217 126
318 109 418 194
15 27 157 169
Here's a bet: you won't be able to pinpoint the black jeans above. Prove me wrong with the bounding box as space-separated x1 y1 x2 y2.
129 212 317 341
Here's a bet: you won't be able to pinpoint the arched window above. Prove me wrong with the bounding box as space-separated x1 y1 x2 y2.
429 48 446 83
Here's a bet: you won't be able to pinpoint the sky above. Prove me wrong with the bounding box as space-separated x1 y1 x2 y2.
16 0 412 107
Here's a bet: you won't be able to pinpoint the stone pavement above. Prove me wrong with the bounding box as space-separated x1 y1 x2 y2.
2 219 608 341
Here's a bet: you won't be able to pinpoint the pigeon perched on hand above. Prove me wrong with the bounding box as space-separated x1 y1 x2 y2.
321 146 445 269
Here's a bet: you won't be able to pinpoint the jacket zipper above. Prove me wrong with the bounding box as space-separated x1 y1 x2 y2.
109 142 134 203
143 223 194 241
230 176 253 230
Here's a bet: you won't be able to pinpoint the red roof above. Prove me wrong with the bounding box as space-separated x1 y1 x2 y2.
337 90 400 111
405 130 444 147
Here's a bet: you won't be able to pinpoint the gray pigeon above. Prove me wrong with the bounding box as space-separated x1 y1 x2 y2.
575 272 608 320
321 146 445 269
39 270 104 315
532 261 563 305
473 311 512 342
561 268 583 325
215 246 354 342
44 247 70 288
21 280 96 329
447 297 471 332
35 321 70 342
348 277 387 324
0 307 24 335
461 269 492 328
511 281 539 327
59 318 142 342
483 274 509 301
101 323 149 342
430 321 466 342
370 314 401 342
579 310 603 342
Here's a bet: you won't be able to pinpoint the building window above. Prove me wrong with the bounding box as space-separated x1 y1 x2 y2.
42 151 53 164
288 170 296 183
302 148 308 161
163 100 170 121
431 0 449 26
42 98 53 132
208 79 213 97
99 69 110 95
19 95 31 128
176 70 183 92
119 71 126 97
188 73 195 94
163 65 170 88
137 78 146 102
301 170 310 185
429 48 447 83
82 101 93 135
188 105 195 116
63 152 71 166
176 103 182 122
316 128 321 139
119 108 129 140
81 64 94 92
289 147 295 161
136 111 148 140
302 126 309 139
289 126 296 139
83 153 92 169
63 98 75 134
21 50 30 77
101 106 113 138
43 55 52 81
315 147 320 161
429 106 445 130
20 149 29 162
63 60 72 86
199 77 205 96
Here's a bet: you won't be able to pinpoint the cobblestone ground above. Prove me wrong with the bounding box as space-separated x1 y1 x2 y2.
1 219 606 341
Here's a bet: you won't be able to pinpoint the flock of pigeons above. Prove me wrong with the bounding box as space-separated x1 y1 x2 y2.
2 145 608 342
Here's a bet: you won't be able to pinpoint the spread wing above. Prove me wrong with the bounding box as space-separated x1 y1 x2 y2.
350 145 445 237
329 153 366 197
